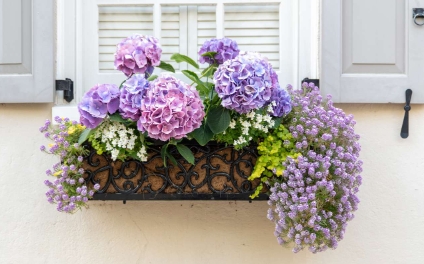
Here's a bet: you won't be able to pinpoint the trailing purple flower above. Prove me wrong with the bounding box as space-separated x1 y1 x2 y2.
198 38 239 65
114 34 162 77
78 84 120 128
214 51 279 114
137 74 205 141
267 82 362 253
119 74 149 121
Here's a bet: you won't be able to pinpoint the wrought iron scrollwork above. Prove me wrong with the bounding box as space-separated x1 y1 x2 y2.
83 142 268 200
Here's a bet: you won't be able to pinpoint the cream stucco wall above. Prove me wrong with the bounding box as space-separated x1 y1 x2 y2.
0 103 424 263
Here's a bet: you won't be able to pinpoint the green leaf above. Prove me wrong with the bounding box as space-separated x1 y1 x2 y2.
201 51 217 59
176 144 195 165
201 66 216 78
166 153 178 167
78 128 93 145
190 122 214 146
170 53 199 69
147 74 158 81
272 116 284 129
109 113 127 123
160 144 168 167
206 105 230 134
182 70 210 97
157 61 175 73
182 70 201 84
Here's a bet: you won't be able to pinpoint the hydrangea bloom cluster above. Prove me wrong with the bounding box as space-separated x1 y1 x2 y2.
89 119 148 161
198 38 240 65
114 34 162 76
213 51 279 114
39 117 99 213
269 86 292 117
266 83 362 253
119 74 149 121
78 84 120 128
137 74 205 141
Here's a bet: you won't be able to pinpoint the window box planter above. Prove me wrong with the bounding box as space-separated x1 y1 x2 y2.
83 141 268 201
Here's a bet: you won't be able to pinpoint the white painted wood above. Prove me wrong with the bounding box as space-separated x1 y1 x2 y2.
321 0 424 103
0 0 53 103
279 0 298 88
224 3 280 70
0 0 22 64
216 3 224 38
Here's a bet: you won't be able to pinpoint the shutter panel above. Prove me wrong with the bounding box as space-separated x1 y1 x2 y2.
0 0 53 103
224 4 280 70
98 6 154 73
321 0 423 103
191 5 216 70
161 5 186 71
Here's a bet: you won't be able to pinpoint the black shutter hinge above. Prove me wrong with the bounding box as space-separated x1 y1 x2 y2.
55 78 74 103
301 77 319 88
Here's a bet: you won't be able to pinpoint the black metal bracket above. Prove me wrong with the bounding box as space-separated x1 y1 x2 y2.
401 89 412 139
302 77 319 88
55 78 74 103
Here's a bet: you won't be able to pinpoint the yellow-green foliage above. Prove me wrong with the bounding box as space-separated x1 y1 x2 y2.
88 134 106 155
249 124 300 198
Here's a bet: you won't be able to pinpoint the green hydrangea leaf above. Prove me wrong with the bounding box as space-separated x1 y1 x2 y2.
190 122 214 146
147 74 158 81
78 128 93 145
157 61 175 73
170 53 199 69
206 105 230 134
176 144 195 165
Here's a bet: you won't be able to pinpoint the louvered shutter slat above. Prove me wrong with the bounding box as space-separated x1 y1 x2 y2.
224 4 280 70
98 6 154 73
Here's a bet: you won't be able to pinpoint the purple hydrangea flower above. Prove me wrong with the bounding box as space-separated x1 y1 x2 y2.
78 84 120 128
213 51 279 113
119 74 149 121
137 74 205 141
268 85 292 117
198 38 240 65
114 34 162 77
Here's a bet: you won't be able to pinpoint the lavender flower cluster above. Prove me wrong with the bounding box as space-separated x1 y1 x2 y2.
114 34 162 77
213 51 284 114
40 117 99 213
119 74 150 121
137 74 205 141
198 37 240 65
78 84 120 128
267 83 362 253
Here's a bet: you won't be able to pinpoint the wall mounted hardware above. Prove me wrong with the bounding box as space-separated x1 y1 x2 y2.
55 78 74 103
413 8 424 26
401 89 412 138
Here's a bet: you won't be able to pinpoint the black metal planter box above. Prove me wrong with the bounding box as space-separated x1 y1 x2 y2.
83 142 268 201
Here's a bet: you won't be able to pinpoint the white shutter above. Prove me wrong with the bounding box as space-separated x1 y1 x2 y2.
321 0 424 103
0 0 53 103
190 5 217 70
161 5 186 71
224 4 280 70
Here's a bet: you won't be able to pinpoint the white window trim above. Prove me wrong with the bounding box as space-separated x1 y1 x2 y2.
53 0 319 121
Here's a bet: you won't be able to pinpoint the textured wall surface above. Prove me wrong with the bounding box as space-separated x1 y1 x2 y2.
1 103 424 264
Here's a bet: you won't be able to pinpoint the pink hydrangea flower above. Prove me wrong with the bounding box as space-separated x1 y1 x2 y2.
137 74 205 141
114 34 162 77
